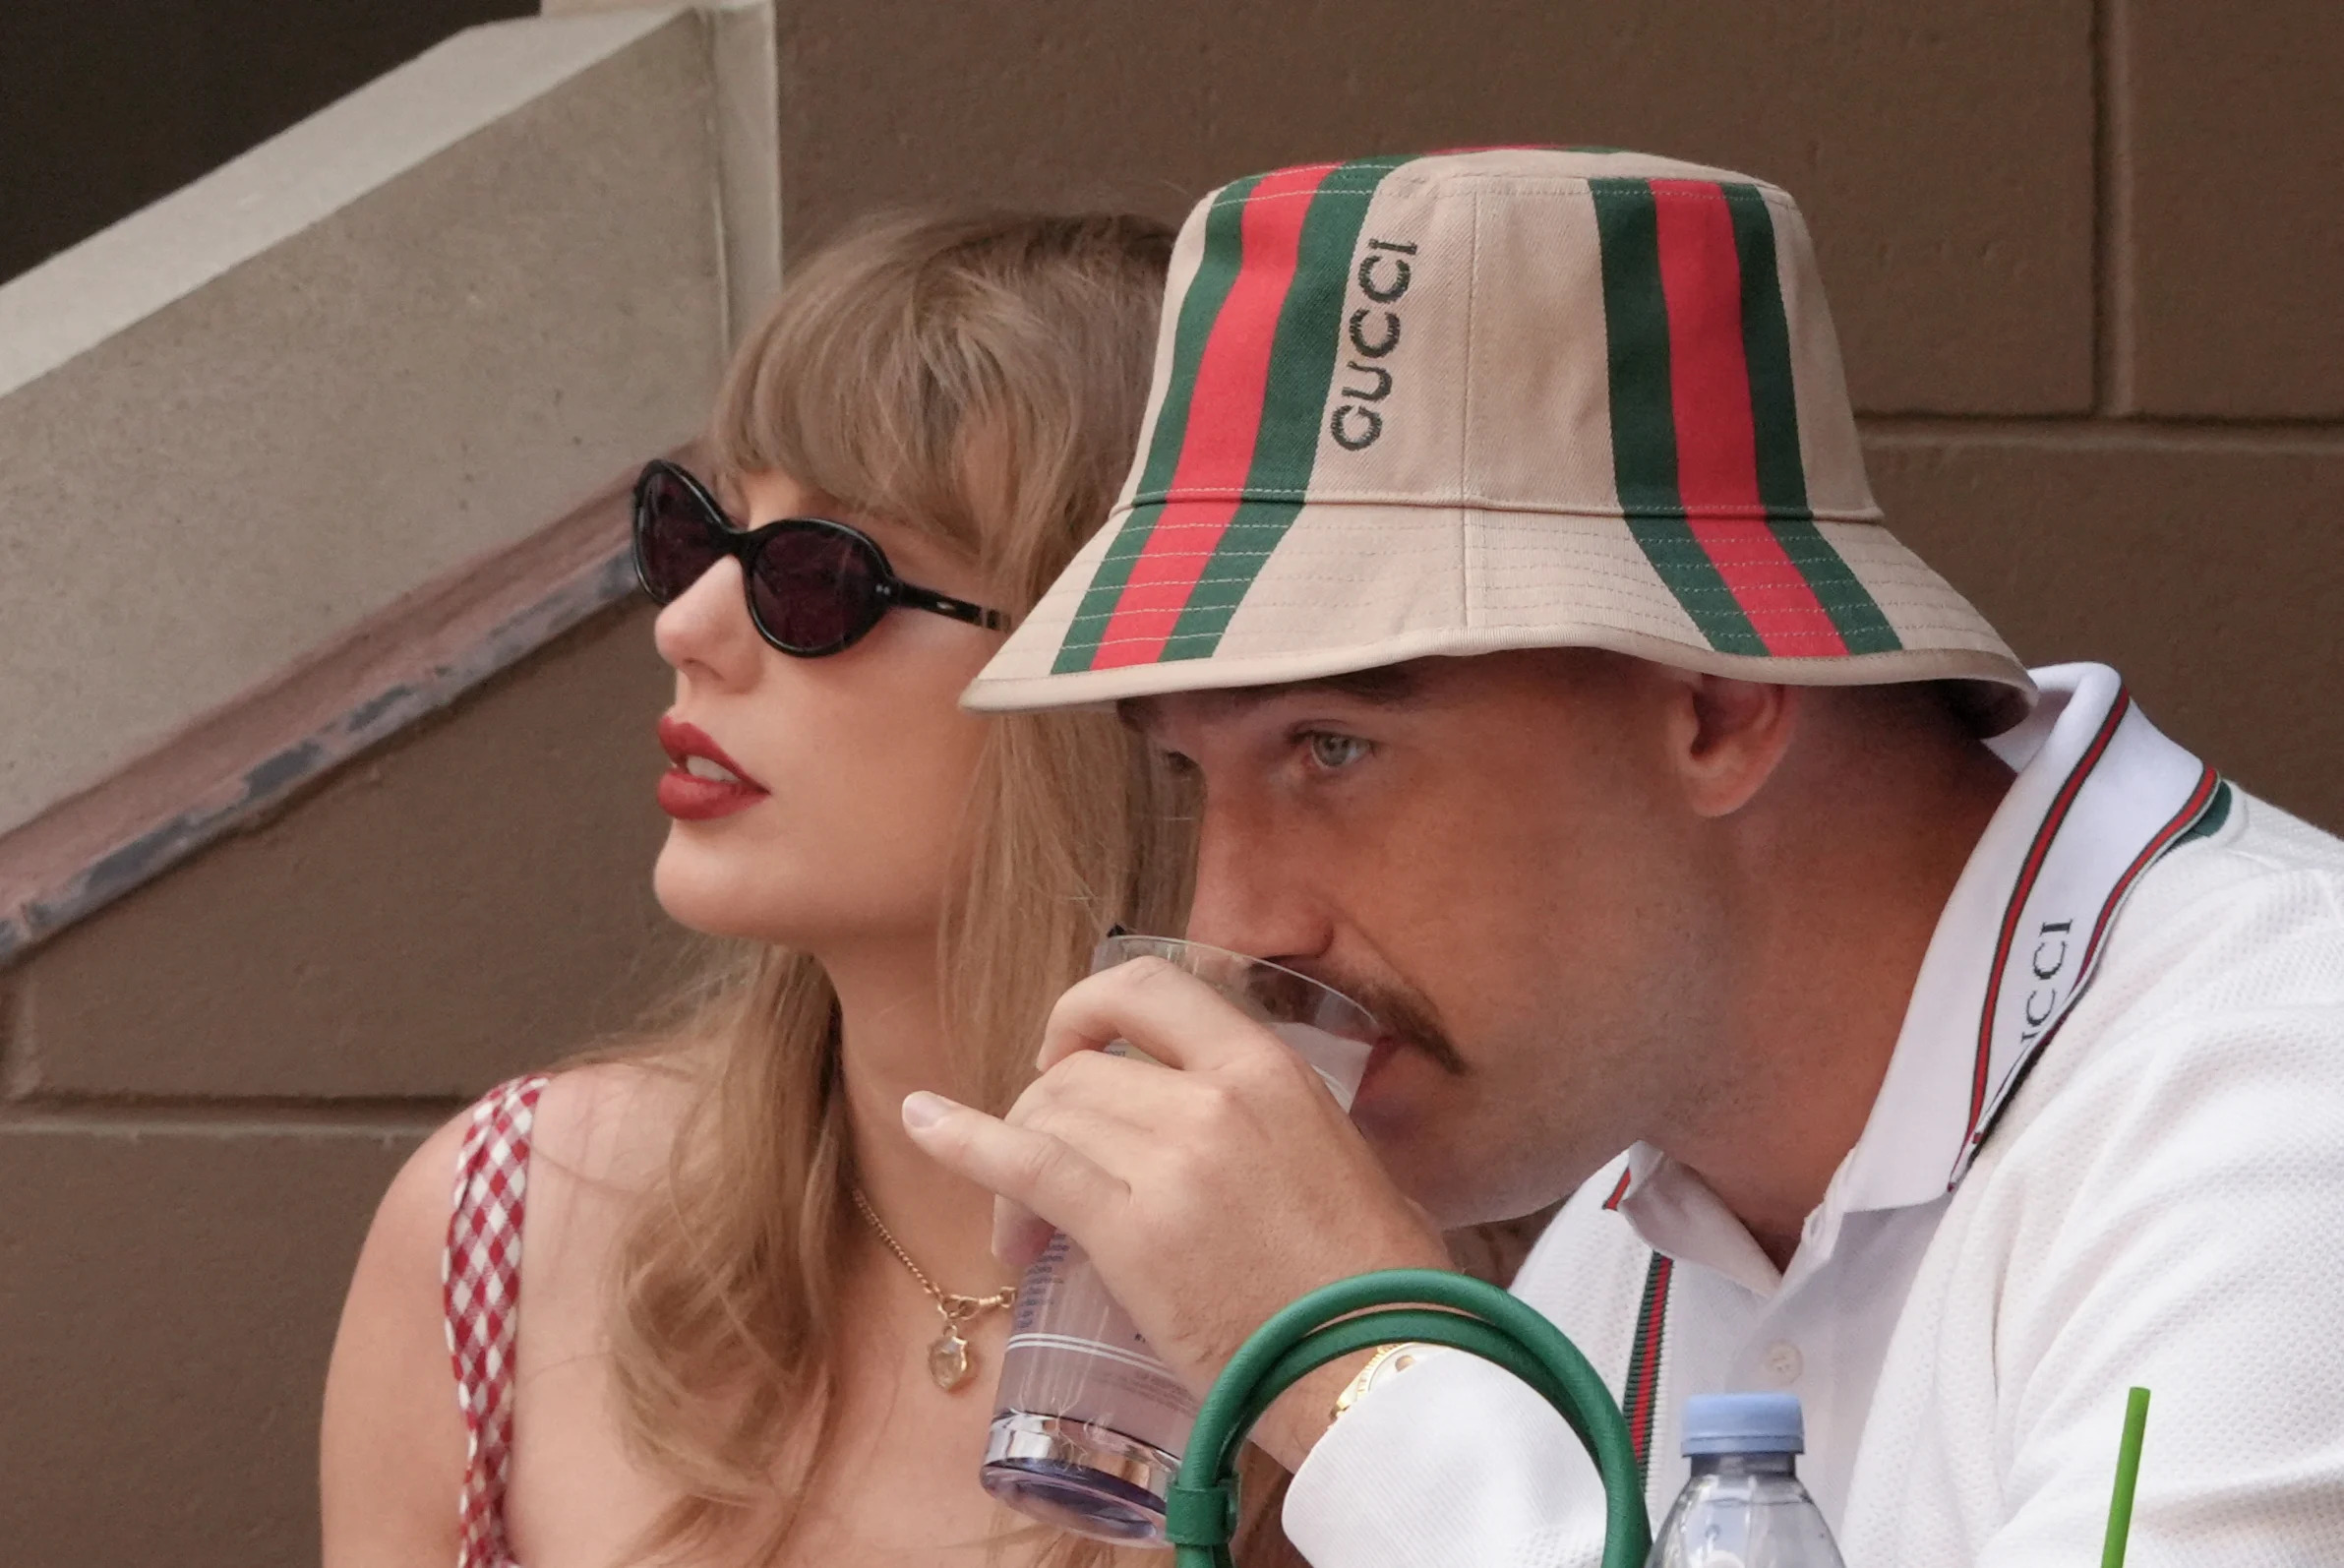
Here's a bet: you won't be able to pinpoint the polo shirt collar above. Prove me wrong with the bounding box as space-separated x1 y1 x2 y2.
1609 664 2220 1291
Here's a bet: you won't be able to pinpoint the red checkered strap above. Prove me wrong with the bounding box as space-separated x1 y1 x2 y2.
444 1073 549 1568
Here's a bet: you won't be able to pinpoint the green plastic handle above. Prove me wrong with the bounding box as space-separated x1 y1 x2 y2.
1167 1268 1652 1568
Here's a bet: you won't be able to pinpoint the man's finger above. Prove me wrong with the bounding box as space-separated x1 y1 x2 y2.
900 1090 1127 1246
993 1202 1056 1270
1037 956 1282 1073
971 1060 1200 1265
1004 1044 1167 1134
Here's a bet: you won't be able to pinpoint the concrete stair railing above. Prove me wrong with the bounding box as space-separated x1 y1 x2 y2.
0 3 777 961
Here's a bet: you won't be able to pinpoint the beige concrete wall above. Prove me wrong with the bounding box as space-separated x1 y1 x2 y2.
4 3 2340 1563
0 7 723 840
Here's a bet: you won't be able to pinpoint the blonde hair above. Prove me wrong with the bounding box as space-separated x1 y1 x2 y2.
600 211 1299 1565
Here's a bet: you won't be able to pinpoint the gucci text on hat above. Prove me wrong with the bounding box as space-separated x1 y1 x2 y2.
963 149 2033 727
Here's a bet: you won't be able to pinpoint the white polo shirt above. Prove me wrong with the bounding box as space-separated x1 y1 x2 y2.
1286 664 2344 1565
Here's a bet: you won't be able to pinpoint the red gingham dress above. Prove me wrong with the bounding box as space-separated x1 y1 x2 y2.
443 1074 550 1568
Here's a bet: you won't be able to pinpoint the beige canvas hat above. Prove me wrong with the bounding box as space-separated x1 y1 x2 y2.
963 148 2035 728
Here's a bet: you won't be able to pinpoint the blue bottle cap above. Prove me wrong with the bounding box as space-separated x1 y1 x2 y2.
1681 1392 1805 1456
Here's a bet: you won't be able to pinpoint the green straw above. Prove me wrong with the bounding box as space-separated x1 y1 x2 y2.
2099 1386 2151 1568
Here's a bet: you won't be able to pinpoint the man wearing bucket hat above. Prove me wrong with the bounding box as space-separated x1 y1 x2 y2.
906 150 2344 1561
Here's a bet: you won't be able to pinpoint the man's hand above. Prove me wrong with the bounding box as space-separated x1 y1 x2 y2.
902 955 1452 1469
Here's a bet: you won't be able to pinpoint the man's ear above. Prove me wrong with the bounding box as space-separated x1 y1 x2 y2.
1655 672 1802 819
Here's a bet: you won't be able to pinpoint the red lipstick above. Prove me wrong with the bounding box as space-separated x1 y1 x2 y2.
656 715 770 820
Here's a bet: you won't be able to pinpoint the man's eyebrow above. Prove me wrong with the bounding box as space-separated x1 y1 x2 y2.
1238 666 1423 705
1116 666 1422 732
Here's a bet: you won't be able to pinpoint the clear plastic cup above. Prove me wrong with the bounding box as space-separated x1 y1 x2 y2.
978 935 1380 1543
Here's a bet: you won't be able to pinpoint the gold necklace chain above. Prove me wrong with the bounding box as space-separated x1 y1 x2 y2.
849 1184 1016 1392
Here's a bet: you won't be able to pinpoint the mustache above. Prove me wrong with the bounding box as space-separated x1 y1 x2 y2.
1294 964 1469 1078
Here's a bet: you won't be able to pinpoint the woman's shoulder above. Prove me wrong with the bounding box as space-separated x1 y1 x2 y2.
528 1054 705 1191
348 1054 708 1326
508 1054 711 1338
324 1057 708 1560
351 1095 481 1301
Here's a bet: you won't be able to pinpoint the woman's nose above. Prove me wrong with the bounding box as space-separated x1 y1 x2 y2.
652 556 763 689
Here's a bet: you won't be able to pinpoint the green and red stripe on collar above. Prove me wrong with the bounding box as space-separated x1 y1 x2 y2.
1952 688 2227 1181
1621 1250 1675 1483
1600 1162 1674 1480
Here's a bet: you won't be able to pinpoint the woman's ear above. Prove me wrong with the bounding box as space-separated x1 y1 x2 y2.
1656 672 1803 819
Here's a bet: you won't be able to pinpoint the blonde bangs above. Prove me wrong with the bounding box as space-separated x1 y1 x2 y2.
710 217 983 554
708 210 1173 595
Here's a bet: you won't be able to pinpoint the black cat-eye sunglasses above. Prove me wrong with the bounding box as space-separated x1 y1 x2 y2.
631 459 1010 657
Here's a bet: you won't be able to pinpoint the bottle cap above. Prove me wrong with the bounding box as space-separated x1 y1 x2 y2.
1681 1392 1805 1456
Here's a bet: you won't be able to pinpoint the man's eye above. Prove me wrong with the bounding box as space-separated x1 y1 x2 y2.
1304 732 1372 771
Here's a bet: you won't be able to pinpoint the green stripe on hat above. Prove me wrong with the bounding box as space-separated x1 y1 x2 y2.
1722 185 1902 655
1589 177 1769 656
1052 176 1263 674
1160 154 1420 661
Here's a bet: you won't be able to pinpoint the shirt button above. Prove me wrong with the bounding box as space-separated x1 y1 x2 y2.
1762 1341 1804 1385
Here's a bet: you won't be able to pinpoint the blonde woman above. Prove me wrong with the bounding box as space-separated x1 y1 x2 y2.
319 211 1271 1566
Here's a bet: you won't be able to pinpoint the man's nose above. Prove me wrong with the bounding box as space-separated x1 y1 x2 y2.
1183 809 1332 964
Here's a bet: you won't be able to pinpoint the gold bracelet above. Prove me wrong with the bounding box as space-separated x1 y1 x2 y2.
1329 1341 1435 1425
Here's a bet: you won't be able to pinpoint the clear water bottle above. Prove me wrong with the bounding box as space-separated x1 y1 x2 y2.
1647 1393 1847 1568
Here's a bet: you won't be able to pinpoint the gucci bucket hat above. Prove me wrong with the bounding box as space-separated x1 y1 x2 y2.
962 148 2035 729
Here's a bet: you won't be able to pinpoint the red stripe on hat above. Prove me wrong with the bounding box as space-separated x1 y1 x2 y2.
1090 163 1339 670
1650 179 1846 657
